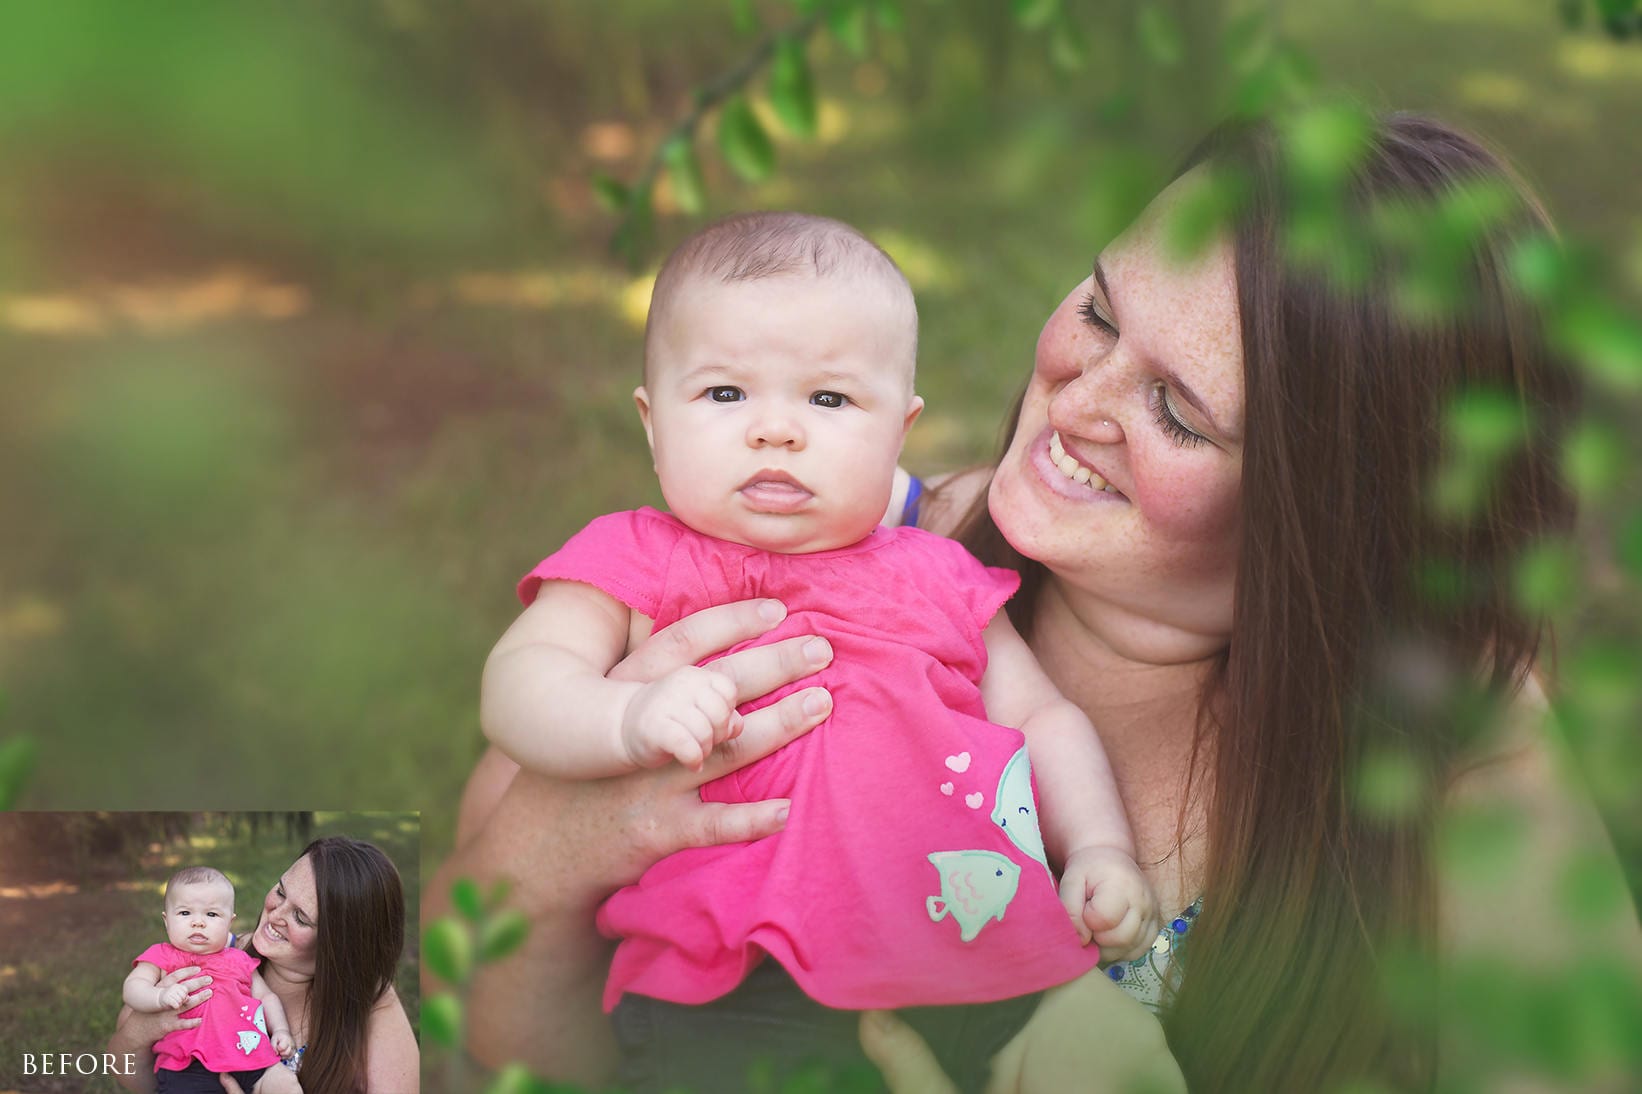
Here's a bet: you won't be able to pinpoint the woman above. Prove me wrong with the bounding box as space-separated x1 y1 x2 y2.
112 837 420 1094
433 113 1642 1090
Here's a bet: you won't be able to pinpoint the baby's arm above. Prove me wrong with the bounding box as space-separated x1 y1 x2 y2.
250 970 294 1058
481 579 740 775
980 615 1160 961
124 961 188 1013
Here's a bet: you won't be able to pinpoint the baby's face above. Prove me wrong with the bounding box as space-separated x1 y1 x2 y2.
162 880 235 955
637 273 922 553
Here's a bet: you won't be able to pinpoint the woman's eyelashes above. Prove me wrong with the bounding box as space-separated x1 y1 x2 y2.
1150 384 1208 448
1079 290 1210 449
1077 290 1117 336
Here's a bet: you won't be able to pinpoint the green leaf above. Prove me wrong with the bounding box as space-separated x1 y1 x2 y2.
611 180 655 270
0 735 35 810
662 136 706 215
591 173 629 215
1512 538 1582 617
1352 747 1427 820
1557 301 1642 390
1616 513 1642 580
1559 850 1632 925
478 908 531 962
422 993 462 1049
872 0 904 33
1560 420 1627 500
423 918 473 985
485 877 513 913
826 1 870 57
1282 101 1372 187
1438 803 1528 886
1222 9 1273 74
484 1063 555 1094
717 96 776 183
1136 2 1184 67
1445 387 1527 458
768 37 818 139
1011 0 1060 31
732 0 758 35
450 878 484 922
1048 10 1088 71
1509 235 1572 302
1162 165 1249 260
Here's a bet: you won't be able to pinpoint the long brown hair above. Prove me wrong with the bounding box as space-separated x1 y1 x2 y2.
249 837 405 1093
954 113 1576 1089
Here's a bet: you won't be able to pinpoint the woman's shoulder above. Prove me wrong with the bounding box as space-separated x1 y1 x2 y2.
1439 671 1642 968
361 984 420 1093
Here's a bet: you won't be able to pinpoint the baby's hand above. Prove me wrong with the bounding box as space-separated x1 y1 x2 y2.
157 982 191 1010
273 1031 295 1058
1058 845 1161 963
621 665 741 770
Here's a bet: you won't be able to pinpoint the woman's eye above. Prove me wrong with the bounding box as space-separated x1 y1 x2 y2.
810 391 849 409
1150 384 1208 449
706 386 744 402
1077 290 1117 336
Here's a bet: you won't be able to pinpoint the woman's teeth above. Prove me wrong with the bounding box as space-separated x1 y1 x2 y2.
265 924 285 942
1049 431 1115 493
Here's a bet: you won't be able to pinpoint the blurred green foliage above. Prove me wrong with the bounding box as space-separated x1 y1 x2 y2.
1 2 1639 1088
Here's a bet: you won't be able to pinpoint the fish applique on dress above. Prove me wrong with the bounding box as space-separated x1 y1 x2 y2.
926 850 1022 941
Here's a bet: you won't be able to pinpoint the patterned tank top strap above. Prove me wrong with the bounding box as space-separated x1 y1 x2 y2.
1105 897 1202 1014
899 474 925 528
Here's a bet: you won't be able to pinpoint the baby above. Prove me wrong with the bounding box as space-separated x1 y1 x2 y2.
482 212 1160 1089
124 866 292 1094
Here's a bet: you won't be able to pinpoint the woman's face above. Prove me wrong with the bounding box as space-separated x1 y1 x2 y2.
989 174 1245 662
254 854 320 973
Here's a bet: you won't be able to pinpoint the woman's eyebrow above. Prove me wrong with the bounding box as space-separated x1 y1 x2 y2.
1094 259 1236 441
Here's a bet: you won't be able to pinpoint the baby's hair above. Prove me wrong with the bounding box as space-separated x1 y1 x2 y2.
645 211 918 379
164 866 233 907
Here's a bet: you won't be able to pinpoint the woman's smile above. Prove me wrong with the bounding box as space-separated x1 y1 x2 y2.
1026 427 1127 504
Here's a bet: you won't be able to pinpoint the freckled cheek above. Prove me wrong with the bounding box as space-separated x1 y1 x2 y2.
1132 459 1241 547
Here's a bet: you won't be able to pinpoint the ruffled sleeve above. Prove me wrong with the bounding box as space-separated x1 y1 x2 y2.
133 942 175 970
903 526 1021 633
516 508 683 618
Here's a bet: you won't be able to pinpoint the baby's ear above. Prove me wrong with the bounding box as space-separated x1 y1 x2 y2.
633 386 657 455
901 394 925 437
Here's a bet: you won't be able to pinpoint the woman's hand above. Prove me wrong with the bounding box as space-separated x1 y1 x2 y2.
109 970 214 1093
431 597 835 1084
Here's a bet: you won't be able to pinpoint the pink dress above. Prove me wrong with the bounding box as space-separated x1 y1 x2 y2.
520 508 1100 1012
134 943 282 1074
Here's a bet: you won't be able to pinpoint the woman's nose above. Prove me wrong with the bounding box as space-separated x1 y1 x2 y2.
1049 364 1125 444
747 406 805 449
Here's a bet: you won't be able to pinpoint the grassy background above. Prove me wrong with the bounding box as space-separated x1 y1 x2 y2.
0 0 1637 918
0 812 419 1094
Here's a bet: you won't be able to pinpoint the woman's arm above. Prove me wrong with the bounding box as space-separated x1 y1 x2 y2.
429 598 837 1084
360 986 419 1094
108 966 213 1094
860 970 1186 1094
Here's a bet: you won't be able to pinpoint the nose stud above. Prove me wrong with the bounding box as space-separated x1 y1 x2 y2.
1100 419 1112 429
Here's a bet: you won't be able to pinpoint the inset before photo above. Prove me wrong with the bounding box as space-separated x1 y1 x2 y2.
0 812 419 1093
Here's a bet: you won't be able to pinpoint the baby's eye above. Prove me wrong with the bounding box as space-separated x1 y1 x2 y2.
706 386 745 403
810 391 850 409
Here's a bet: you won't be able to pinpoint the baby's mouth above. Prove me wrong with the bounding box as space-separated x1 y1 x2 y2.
738 469 813 512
